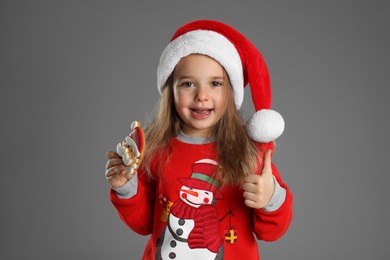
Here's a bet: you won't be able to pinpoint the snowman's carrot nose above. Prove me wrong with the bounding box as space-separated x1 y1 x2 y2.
181 189 199 197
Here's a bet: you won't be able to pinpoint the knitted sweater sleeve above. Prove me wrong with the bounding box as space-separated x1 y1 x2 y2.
252 162 293 241
110 170 156 236
251 142 293 241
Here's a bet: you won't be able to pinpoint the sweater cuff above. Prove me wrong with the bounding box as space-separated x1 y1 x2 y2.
262 176 286 212
112 173 138 199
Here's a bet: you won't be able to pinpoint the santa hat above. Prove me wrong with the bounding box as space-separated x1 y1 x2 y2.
178 159 223 199
157 20 284 143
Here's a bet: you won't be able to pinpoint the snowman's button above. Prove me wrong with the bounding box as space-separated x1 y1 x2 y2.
178 219 185 226
170 240 177 248
169 252 176 259
176 228 183 236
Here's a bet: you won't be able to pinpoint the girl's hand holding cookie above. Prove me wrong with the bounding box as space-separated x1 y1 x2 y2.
105 151 129 188
105 120 145 188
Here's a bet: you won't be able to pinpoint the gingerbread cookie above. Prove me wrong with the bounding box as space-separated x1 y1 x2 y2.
116 120 145 175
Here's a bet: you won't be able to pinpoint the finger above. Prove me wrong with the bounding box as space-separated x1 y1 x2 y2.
243 193 263 209
243 189 269 209
105 157 125 169
243 190 260 202
105 164 125 178
242 182 259 193
244 199 259 209
243 174 260 184
261 149 273 175
124 171 133 181
106 151 121 159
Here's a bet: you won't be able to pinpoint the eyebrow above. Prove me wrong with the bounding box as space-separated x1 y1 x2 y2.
176 75 224 80
176 75 193 80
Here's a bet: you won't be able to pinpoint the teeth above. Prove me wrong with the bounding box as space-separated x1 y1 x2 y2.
193 109 211 114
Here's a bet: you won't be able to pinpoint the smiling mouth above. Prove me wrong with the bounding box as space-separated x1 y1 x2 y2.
191 108 213 119
185 198 204 206
192 108 213 113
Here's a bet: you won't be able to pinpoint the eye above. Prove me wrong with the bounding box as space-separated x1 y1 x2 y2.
211 81 223 87
182 81 195 87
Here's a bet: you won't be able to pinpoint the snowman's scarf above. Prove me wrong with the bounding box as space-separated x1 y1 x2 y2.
170 200 198 219
169 200 223 253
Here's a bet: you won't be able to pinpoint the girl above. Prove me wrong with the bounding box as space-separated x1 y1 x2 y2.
105 20 293 260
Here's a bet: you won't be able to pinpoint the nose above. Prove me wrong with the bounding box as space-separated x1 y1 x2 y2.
181 189 199 197
195 86 208 102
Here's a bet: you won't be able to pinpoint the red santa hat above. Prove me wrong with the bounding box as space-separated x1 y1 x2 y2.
178 159 223 200
157 20 284 143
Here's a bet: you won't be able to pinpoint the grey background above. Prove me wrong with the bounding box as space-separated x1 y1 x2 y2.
1 1 389 259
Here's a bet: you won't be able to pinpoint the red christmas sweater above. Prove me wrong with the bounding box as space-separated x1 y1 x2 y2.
110 137 293 260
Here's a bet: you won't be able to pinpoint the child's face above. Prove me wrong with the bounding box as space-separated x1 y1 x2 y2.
173 54 229 137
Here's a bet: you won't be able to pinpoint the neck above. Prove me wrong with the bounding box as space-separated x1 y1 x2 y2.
180 126 214 139
176 131 215 144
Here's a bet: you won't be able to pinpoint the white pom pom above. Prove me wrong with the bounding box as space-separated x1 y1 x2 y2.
246 109 285 143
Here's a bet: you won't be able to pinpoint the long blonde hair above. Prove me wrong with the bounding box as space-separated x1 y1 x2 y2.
141 71 260 185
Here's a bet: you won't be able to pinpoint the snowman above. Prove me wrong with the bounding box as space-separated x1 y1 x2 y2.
156 159 224 260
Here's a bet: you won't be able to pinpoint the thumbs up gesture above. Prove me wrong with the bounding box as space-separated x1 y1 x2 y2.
242 149 275 209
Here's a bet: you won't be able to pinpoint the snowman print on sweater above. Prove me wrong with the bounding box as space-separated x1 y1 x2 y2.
156 159 224 260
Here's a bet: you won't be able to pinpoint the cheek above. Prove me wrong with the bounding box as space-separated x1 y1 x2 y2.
174 87 191 102
203 197 209 204
181 193 187 199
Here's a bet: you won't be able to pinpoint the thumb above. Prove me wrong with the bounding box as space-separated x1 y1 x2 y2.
261 149 273 175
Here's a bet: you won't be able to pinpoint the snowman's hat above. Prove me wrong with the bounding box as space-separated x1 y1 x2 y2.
178 159 223 199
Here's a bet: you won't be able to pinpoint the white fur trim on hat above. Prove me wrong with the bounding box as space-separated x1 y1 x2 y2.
246 109 285 143
157 30 244 109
